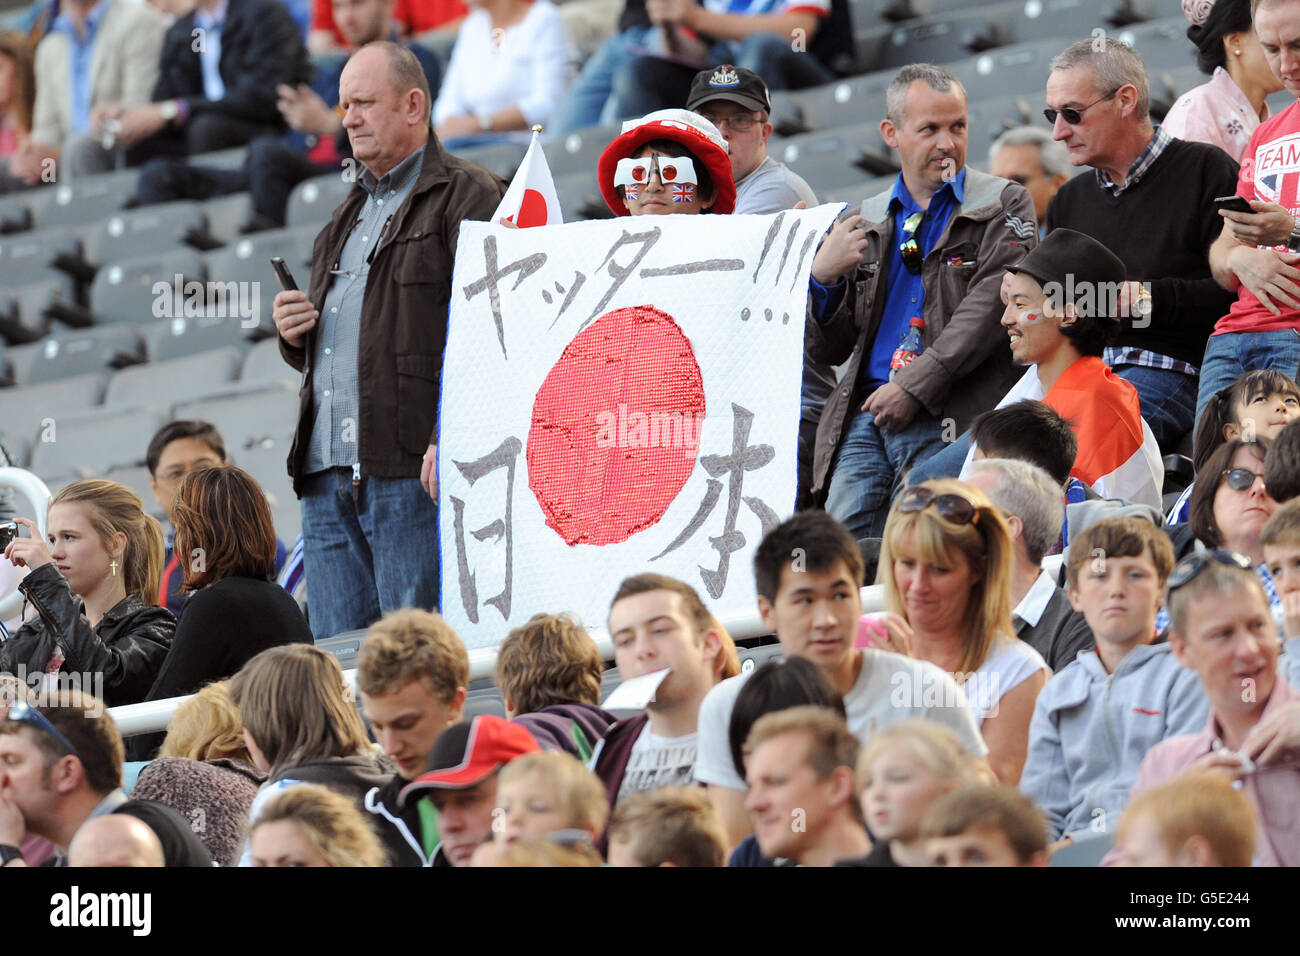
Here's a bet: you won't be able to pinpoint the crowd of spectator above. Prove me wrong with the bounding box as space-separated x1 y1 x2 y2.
1 0 1300 871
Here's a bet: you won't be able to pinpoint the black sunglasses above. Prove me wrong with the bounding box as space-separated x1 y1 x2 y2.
1166 548 1255 595
899 210 925 275
6 701 83 761
1043 88 1119 126
1221 467 1265 492
896 486 978 525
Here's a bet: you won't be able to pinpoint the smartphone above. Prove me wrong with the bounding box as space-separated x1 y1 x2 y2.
270 256 299 291
1213 195 1254 214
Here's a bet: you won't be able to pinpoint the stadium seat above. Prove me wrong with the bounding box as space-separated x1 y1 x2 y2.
464 690 508 720
821 175 900 206
0 227 85 287
140 313 255 363
316 628 366 670
0 429 31 467
5 325 144 386
103 464 164 519
0 274 81 344
0 193 31 233
852 0 994 25
861 6 1015 72
190 147 250 170
778 124 896 195
241 336 301 389
1002 0 1114 46
27 169 140 229
198 193 255 246
204 228 317 334
29 405 167 476
104 346 242 409
450 141 527 182
235 439 302 543
544 122 621 178
553 169 610 222
0 372 109 450
79 201 207 267
965 93 1037 158
89 249 207 326
171 383 299 451
798 72 896 135
947 38 1066 103
285 174 354 229
1116 16 1198 72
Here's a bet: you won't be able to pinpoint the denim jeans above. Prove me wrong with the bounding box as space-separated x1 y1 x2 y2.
300 468 441 640
1111 363 1199 452
908 428 973 484
824 407 948 540
1195 329 1300 428
551 26 654 135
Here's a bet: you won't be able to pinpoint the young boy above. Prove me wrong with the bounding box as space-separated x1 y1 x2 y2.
605 787 729 867
1263 500 1300 666
1113 772 1256 867
921 785 1048 867
1129 551 1300 866
492 751 608 850
1020 517 1209 845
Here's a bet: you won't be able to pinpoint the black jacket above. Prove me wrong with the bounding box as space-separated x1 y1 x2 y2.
152 0 310 126
364 774 433 867
0 564 175 706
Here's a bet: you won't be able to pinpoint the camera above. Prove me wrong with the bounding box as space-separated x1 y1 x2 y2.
0 522 17 548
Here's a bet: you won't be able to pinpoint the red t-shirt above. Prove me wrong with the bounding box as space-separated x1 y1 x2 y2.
1216 98 1300 335
312 0 466 44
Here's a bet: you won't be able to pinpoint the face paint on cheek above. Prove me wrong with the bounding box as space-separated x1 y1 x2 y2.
671 183 696 203
624 183 639 201
1020 310 1042 326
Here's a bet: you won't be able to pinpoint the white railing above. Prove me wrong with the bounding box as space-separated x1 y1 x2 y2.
107 554 1064 737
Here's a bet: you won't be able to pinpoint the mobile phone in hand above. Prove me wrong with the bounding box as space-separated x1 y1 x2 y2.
270 256 299 291
1213 195 1254 215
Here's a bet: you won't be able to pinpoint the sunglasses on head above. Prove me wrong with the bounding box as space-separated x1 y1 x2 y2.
899 210 925 275
1166 548 1255 596
1043 88 1119 126
6 701 83 761
896 485 978 525
614 155 698 189
1221 467 1265 492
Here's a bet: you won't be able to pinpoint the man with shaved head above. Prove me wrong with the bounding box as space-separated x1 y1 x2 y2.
68 815 165 868
271 41 506 641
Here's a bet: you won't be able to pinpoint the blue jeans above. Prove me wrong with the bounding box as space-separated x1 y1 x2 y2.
908 429 972 484
824 407 948 540
300 469 441 640
1111 364 1198 452
1195 329 1300 427
551 27 654 135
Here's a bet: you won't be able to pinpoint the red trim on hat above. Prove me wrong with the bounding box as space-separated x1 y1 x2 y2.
598 120 737 217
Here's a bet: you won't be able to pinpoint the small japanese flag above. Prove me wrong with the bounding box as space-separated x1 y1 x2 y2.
492 127 563 228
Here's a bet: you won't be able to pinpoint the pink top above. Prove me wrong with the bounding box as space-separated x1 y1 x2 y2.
1129 678 1300 867
1163 67 1269 164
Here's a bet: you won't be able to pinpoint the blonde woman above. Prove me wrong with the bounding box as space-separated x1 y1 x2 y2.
249 784 387 867
1 480 172 705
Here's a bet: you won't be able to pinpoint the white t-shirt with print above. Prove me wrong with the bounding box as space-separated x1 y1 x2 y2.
615 725 698 804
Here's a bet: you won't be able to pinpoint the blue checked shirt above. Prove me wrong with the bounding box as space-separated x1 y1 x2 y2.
51 0 111 135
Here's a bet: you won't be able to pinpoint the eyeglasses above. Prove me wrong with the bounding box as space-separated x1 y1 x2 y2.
896 486 978 525
899 210 925 275
1043 89 1119 126
1221 467 1265 492
699 113 761 132
1166 548 1255 596
5 702 82 761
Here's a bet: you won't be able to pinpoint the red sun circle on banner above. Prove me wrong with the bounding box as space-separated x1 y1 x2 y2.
527 305 706 546
510 188 549 228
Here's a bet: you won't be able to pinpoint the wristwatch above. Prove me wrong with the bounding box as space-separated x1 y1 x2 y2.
157 99 180 124
1288 215 1300 252
0 844 24 866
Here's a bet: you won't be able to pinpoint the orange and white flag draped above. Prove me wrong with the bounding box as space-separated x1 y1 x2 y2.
492 129 563 227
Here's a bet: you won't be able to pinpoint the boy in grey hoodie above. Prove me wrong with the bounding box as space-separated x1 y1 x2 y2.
1020 516 1209 846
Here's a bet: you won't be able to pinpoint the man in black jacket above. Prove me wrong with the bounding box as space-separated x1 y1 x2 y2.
0 691 212 867
271 42 505 640
110 0 312 163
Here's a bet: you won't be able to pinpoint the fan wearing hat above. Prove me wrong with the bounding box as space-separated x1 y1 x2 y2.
685 65 816 215
941 229 1163 508
598 108 736 216
398 714 540 866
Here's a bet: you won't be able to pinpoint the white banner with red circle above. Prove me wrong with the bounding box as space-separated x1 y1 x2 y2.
439 205 844 648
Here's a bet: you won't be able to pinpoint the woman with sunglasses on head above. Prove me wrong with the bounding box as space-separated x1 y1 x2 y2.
0 480 174 707
873 479 1050 785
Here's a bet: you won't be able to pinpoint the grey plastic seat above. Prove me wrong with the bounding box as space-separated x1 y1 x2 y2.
199 193 255 245
0 372 108 448
103 464 164 520
171 382 299 450
0 428 31 467
947 38 1070 103
190 147 250 170
0 193 32 233
1005 0 1118 46
235 439 301 543
204 228 316 335
1116 16 1199 72
543 123 620 178
6 325 143 386
861 5 1015 71
779 124 893 196
551 169 608 223
29 404 166 476
140 313 254 363
241 336 301 389
104 346 242 409
965 94 1037 158
316 629 367 670
0 227 83 286
27 169 140 229
798 73 895 134
0 274 80 344
449 141 526 181
285 174 354 229
89 249 206 326
79 201 207 267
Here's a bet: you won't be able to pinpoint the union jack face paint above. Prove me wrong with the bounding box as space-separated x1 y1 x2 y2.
671 182 696 203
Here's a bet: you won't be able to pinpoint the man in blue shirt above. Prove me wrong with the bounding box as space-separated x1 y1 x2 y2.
806 63 1036 539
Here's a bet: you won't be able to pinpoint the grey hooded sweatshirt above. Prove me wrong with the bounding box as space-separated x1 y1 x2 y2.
1019 641 1209 842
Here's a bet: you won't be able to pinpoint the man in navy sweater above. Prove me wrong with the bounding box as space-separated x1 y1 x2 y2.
1043 36 1238 451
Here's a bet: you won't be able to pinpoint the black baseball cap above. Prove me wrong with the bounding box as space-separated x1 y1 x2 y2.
687 64 771 114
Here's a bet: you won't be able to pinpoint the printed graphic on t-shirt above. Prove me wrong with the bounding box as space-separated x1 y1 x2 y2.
1251 131 1300 212
616 732 697 803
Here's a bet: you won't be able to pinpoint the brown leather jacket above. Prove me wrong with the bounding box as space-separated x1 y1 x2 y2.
806 167 1038 497
280 133 507 494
